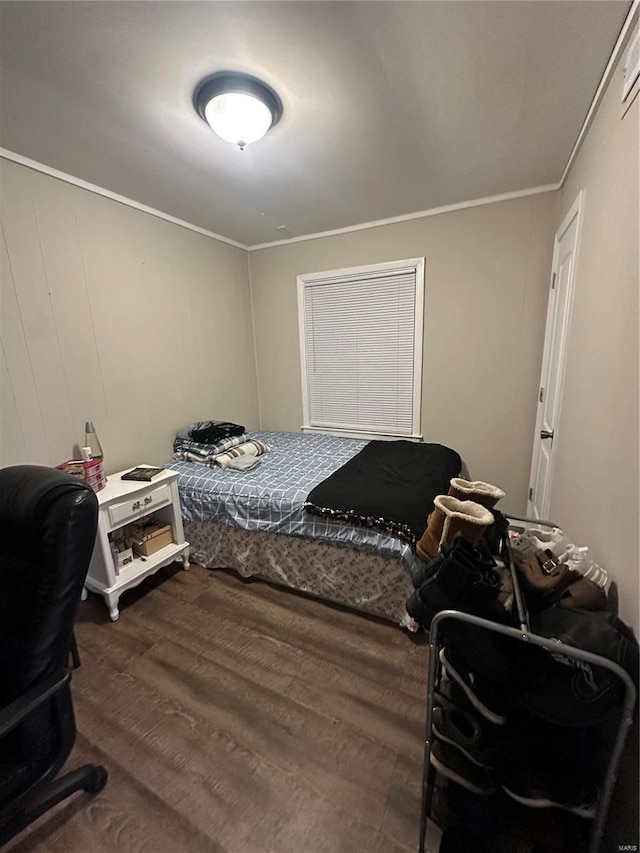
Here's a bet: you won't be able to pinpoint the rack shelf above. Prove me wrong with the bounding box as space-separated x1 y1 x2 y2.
417 518 637 853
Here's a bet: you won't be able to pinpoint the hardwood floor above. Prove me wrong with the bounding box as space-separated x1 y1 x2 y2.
7 564 441 853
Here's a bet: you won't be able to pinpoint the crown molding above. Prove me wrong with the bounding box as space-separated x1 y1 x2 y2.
0 148 247 250
560 0 639 186
2 4 635 253
246 184 561 251
0 147 560 252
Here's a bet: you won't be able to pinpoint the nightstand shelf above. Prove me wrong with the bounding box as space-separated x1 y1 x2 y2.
84 466 189 621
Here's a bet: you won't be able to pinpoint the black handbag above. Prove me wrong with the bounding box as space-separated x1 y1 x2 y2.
515 607 639 726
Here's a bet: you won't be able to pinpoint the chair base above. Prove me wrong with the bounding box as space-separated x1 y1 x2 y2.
0 763 108 845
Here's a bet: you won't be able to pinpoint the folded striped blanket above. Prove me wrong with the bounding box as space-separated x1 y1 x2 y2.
173 434 249 461
215 440 269 469
173 437 268 468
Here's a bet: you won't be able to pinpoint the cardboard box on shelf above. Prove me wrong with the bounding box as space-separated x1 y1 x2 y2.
110 535 133 575
124 520 174 557
114 548 134 571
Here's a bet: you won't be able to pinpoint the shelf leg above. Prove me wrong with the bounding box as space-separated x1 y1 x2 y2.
181 551 190 571
80 586 88 601
105 593 120 622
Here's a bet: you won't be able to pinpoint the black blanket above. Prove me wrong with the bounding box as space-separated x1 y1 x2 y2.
304 440 462 543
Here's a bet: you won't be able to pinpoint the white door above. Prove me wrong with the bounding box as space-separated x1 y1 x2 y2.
527 191 583 519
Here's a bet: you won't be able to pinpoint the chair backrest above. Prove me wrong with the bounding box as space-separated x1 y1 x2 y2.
0 466 98 706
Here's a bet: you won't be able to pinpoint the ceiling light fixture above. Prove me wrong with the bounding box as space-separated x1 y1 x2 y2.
194 72 282 150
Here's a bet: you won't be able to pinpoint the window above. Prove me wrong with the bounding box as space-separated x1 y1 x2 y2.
297 258 424 441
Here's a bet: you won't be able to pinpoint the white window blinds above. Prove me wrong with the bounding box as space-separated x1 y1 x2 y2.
298 259 424 439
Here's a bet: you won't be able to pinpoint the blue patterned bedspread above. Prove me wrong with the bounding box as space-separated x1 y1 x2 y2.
166 430 419 564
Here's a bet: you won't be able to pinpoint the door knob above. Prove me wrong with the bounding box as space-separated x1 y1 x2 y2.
540 429 554 440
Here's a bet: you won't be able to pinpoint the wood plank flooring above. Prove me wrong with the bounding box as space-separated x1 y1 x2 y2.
6 564 441 853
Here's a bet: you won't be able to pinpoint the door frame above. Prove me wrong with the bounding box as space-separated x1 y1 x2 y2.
527 190 584 518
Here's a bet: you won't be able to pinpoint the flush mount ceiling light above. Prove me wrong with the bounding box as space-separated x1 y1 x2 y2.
194 71 282 150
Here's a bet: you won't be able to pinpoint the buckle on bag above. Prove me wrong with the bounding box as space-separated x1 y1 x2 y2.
540 550 559 574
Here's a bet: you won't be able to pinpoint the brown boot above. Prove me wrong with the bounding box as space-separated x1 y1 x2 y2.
448 478 505 509
438 496 495 549
416 479 504 561
416 502 447 561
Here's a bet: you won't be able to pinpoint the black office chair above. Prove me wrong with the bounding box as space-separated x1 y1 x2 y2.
0 465 107 845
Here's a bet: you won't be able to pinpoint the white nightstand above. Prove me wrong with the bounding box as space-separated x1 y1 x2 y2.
84 467 190 621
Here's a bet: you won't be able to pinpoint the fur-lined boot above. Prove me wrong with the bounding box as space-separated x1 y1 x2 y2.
417 496 494 560
448 478 505 509
436 496 495 549
417 479 505 561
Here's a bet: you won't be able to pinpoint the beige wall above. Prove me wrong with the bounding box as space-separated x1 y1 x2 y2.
550 34 639 632
249 192 559 512
0 158 259 474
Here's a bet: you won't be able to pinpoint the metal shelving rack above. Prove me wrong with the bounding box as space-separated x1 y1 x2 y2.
417 517 637 853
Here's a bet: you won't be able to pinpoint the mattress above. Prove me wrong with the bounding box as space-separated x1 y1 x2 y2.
166 430 422 564
183 520 417 626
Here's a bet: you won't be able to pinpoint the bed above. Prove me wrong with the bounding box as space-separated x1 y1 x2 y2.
165 430 461 626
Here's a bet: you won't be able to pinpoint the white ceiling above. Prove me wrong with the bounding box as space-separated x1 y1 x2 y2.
0 1 630 246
